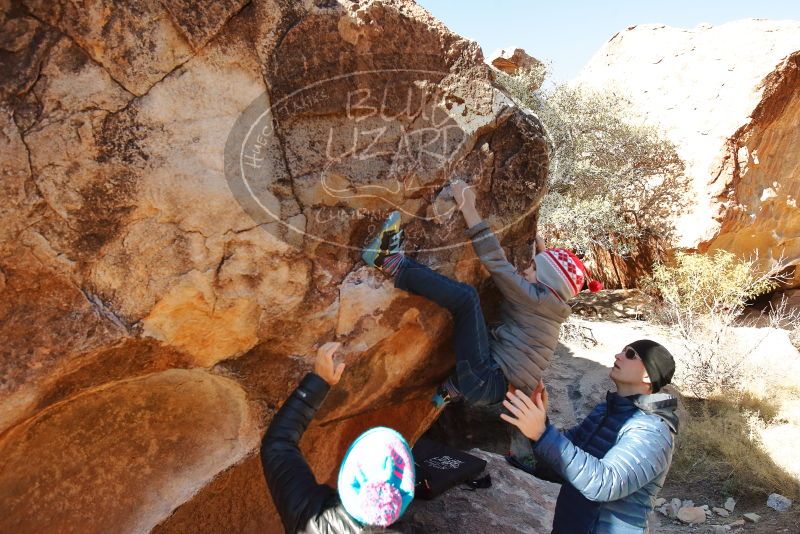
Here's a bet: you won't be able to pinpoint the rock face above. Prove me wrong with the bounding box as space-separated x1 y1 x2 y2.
0 0 550 532
578 20 800 286
403 449 560 533
1 369 258 533
570 289 654 320
589 235 668 290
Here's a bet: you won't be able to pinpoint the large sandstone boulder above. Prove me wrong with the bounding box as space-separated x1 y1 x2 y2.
0 0 550 531
577 20 800 286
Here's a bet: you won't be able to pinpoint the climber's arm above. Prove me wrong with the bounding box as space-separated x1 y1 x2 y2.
452 180 546 306
260 343 345 533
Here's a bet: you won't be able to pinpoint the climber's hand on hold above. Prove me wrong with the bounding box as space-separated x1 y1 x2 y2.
452 179 477 211
314 342 345 386
451 179 483 228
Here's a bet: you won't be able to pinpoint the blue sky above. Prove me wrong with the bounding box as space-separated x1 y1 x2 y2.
417 0 800 82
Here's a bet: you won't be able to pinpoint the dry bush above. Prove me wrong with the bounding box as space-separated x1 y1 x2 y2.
650 252 800 498
644 251 796 399
670 396 799 500
669 314 753 399
769 294 800 351
648 250 775 318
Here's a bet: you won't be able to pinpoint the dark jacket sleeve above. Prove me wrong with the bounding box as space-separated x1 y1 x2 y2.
260 372 338 533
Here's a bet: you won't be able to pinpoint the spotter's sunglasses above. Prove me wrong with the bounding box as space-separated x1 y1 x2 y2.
624 347 640 360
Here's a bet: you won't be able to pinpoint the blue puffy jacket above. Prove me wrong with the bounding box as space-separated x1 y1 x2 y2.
533 391 679 533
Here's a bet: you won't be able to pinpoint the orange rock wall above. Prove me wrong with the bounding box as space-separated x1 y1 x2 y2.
704 52 800 286
0 1 549 531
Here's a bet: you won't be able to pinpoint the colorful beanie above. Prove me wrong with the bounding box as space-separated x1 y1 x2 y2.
338 427 415 527
534 248 603 302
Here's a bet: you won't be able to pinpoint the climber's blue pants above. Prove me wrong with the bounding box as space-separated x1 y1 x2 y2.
394 257 507 406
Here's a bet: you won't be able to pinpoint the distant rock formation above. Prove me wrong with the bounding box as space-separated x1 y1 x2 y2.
488 46 544 78
578 20 800 287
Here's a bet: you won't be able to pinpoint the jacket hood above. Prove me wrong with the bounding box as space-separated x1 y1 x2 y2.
633 392 680 433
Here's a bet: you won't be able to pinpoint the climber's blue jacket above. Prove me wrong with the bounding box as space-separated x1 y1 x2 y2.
533 391 679 533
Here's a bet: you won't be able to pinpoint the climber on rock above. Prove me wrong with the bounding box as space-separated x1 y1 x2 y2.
361 179 601 410
501 340 679 533
260 341 417 533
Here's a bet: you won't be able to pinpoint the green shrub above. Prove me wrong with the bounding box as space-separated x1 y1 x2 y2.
648 250 775 317
496 68 690 255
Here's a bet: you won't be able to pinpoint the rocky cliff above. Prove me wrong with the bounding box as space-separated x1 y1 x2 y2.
578 20 800 286
0 0 549 532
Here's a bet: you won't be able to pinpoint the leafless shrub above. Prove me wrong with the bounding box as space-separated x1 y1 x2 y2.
645 251 796 399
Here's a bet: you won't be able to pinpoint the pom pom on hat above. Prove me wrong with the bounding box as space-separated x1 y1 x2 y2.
588 279 604 292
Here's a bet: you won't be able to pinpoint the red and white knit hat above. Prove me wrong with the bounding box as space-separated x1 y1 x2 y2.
534 248 603 302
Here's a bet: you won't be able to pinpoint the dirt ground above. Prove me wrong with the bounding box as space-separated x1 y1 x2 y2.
651 499 800 533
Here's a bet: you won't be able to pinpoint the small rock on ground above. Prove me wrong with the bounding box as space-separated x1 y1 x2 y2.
724 497 736 512
668 498 682 518
743 512 761 523
677 506 707 524
767 493 792 512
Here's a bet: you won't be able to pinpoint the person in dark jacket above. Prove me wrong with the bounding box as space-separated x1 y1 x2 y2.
501 339 679 534
260 342 416 533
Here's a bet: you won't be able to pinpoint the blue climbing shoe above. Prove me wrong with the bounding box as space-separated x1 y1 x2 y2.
431 380 461 408
362 211 404 271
